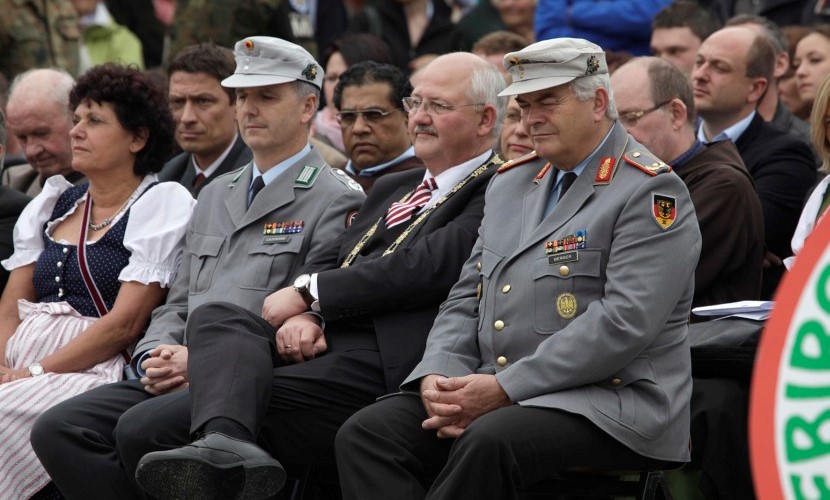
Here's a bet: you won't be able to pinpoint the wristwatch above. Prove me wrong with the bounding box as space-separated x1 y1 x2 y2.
293 274 315 306
28 363 45 377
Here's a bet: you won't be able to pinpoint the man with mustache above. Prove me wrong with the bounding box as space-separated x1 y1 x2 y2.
2 69 84 196
127 51 505 499
336 37 701 500
158 42 252 197
335 61 423 193
692 25 815 299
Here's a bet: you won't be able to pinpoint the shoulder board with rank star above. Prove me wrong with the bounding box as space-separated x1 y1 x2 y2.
624 151 672 176
496 151 539 174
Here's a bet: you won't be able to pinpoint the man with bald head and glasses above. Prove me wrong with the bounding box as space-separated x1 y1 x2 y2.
612 56 764 307
334 61 424 192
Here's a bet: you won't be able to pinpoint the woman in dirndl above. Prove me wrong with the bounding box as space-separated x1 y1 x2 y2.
0 63 195 499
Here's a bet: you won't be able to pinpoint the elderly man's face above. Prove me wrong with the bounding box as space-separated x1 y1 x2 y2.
515 83 602 169
339 82 411 170
6 100 74 179
406 56 490 173
612 63 679 162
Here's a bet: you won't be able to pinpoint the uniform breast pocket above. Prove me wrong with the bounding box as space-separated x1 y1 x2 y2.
188 233 225 295
238 236 305 291
532 248 603 334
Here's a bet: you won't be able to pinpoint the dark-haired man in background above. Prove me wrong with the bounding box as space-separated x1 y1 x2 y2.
158 42 252 197
335 61 423 192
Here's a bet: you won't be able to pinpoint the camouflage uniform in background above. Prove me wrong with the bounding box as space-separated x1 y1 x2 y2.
168 0 299 60
0 0 80 82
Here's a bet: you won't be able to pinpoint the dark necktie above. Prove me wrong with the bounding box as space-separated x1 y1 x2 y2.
559 172 577 201
248 176 266 208
192 173 206 190
386 178 438 228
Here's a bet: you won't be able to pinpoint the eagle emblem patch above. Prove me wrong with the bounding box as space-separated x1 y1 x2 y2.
652 194 676 230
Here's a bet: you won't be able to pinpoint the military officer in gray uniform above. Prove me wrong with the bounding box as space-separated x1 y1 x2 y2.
30 36 364 499
336 38 702 499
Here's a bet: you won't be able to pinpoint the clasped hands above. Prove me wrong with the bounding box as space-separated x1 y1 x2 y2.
420 373 512 439
262 287 327 364
141 344 189 395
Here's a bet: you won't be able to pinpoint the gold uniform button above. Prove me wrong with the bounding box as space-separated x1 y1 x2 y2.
559 265 569 276
496 356 508 367
501 284 511 293
494 320 505 331
476 261 482 271
611 378 622 386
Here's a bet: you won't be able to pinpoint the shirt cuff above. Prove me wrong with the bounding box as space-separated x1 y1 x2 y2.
133 350 152 377
310 273 321 312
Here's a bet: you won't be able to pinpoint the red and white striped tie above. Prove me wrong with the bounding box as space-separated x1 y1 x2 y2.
386 178 438 228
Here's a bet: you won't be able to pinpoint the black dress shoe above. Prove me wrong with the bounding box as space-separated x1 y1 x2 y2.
135 432 286 500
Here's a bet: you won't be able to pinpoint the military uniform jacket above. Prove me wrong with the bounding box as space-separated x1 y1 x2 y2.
406 124 701 462
134 148 365 356
302 156 498 393
157 135 252 198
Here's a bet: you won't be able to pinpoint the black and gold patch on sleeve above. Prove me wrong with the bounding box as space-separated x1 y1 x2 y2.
652 194 676 230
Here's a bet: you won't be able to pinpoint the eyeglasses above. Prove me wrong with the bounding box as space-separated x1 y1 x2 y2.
619 100 672 127
401 97 483 115
336 108 394 127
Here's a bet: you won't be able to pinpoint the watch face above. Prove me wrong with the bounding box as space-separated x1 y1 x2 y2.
29 364 44 376
295 274 310 288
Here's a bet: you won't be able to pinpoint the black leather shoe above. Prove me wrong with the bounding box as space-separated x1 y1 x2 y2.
135 432 286 500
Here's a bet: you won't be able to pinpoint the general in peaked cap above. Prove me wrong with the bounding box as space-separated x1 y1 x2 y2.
499 38 608 96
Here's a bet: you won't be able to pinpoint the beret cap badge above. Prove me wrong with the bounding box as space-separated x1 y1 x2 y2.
302 63 318 81
244 39 254 51
586 55 599 75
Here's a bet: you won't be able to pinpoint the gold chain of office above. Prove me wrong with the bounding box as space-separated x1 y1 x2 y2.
340 155 503 268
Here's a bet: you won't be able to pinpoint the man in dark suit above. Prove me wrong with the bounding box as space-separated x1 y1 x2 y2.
336 37 700 500
157 42 252 197
130 51 505 500
335 61 424 192
693 25 816 299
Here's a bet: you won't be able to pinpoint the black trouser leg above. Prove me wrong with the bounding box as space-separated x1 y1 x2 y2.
31 380 151 500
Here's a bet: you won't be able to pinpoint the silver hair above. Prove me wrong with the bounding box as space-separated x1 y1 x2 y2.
465 63 508 139
292 80 321 120
9 68 74 118
569 74 619 120
293 80 321 101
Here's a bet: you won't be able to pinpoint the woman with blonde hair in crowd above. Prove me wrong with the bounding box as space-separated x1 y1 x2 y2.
0 63 194 498
788 73 830 267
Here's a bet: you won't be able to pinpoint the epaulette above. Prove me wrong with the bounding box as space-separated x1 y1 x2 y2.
623 151 672 176
496 151 539 174
326 168 363 191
